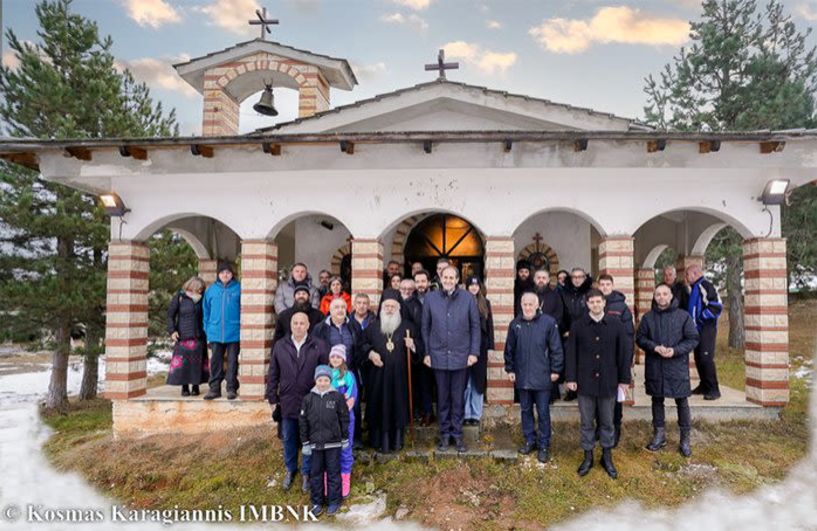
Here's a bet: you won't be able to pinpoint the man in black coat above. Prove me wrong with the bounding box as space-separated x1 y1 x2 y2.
398 278 428 422
504 292 564 463
663 265 689 312
266 311 330 492
560 267 593 401
597 274 635 447
566 289 630 479
636 284 700 457
533 268 565 331
513 259 534 317
273 285 324 346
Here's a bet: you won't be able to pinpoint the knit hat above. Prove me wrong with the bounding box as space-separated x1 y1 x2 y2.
516 259 531 272
293 284 311 296
466 275 481 287
217 260 235 275
314 364 332 382
381 288 400 303
329 344 347 362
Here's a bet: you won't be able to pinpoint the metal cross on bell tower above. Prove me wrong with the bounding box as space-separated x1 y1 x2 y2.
424 49 459 80
248 7 279 40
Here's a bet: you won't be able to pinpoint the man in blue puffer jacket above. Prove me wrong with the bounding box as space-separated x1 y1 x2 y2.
203 260 241 400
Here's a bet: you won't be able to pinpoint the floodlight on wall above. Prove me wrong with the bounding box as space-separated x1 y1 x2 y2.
759 179 790 205
100 193 130 217
320 220 335 231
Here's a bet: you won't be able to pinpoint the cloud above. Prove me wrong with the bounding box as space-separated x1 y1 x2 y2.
350 61 387 81
116 56 198 98
196 0 261 35
441 41 517 75
122 0 181 28
381 12 428 31
529 6 690 54
486 19 502 29
393 0 431 10
797 2 817 21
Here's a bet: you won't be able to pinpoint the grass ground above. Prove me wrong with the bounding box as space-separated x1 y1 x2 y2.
39 300 816 530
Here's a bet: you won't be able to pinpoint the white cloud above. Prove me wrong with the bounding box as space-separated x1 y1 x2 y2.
529 6 690 54
797 2 817 21
486 19 502 30
441 41 517 75
350 61 387 81
381 12 428 31
116 56 198 98
122 0 181 28
392 0 432 10
196 0 261 36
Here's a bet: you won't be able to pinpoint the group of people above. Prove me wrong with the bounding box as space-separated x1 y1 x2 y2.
164 254 722 512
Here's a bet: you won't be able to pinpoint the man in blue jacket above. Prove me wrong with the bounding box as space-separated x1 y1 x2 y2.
421 266 480 453
504 292 564 463
202 261 241 400
686 265 723 400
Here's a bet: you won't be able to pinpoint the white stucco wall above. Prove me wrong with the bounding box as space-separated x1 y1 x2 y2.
289 216 351 277
513 211 592 272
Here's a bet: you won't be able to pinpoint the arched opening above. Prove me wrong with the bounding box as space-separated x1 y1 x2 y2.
238 86 300 134
404 213 485 280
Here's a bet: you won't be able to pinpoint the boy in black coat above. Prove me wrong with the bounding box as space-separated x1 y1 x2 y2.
299 364 350 517
566 289 630 479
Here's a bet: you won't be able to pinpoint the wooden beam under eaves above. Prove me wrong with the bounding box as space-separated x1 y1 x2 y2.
0 152 39 171
118 146 148 160
759 141 785 154
191 144 214 158
340 140 354 155
65 146 92 161
574 139 588 152
262 143 282 156
647 139 667 153
698 140 721 154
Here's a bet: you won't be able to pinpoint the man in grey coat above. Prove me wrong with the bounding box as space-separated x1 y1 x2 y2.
274 263 321 313
422 266 480 453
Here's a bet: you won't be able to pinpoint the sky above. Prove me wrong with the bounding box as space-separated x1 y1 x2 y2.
3 0 817 135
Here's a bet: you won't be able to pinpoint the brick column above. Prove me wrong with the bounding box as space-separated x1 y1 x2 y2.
198 258 217 286
104 241 149 400
598 236 635 404
484 237 515 405
743 238 789 406
239 241 278 401
299 70 331 118
634 268 655 364
202 83 239 136
351 239 383 307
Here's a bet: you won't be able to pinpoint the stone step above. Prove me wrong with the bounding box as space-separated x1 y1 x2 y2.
407 424 481 445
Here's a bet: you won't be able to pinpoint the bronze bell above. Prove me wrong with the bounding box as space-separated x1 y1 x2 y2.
253 85 278 116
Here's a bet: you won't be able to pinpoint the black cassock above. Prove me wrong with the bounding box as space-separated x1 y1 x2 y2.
361 319 420 439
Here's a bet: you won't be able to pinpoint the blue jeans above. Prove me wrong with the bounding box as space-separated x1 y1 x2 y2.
518 388 551 448
280 417 311 476
463 375 484 421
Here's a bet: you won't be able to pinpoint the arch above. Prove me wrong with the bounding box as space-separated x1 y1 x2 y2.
642 244 669 270
691 222 728 256
632 207 754 240
378 208 487 242
267 210 355 241
389 214 431 265
168 228 210 259
216 57 311 103
133 212 243 260
517 241 560 277
510 207 608 239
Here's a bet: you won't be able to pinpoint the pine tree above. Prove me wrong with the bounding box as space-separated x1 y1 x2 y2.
0 0 178 410
643 0 817 348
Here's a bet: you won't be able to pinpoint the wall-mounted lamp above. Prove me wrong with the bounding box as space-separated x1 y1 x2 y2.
100 193 130 217
320 220 335 231
759 179 790 206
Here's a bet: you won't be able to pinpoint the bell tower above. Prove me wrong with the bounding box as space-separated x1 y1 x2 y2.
173 19 357 136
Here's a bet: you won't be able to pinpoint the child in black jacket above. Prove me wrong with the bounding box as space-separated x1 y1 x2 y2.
299 365 350 517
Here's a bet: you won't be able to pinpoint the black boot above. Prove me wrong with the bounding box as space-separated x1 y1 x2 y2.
191 385 200 396
646 427 667 451
577 449 593 477
601 448 618 479
181 384 190 397
564 389 578 402
518 441 536 455
394 429 404 452
679 429 692 457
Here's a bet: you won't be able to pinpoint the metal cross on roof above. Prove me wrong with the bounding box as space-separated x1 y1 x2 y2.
248 7 279 40
424 49 459 79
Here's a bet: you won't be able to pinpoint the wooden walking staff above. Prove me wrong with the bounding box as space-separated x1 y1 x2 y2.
405 328 415 440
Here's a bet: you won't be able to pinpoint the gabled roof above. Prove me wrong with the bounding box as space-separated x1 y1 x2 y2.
253 78 652 134
173 38 357 94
